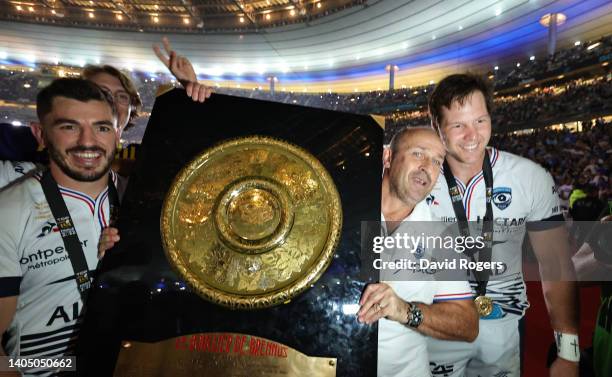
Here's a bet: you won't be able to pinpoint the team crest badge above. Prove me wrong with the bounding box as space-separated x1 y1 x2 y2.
492 187 512 210
414 241 426 259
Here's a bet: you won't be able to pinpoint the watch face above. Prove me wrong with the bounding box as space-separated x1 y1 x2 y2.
408 305 423 328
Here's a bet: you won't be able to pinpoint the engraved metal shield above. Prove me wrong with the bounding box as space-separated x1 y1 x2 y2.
161 136 342 309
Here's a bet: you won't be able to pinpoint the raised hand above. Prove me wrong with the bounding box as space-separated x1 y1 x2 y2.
153 36 197 85
153 37 213 102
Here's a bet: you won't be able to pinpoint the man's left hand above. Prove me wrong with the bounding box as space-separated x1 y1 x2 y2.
357 283 409 324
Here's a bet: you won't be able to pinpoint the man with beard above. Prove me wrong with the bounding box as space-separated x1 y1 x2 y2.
0 78 119 377
0 37 210 188
357 127 478 377
426 74 579 377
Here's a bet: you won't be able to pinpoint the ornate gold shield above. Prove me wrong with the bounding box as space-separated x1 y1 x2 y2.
161 136 342 309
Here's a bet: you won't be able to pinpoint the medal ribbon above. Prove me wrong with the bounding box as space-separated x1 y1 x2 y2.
442 151 494 298
40 170 120 303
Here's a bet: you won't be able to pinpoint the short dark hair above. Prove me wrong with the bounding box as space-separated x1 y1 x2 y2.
428 73 493 127
36 78 117 122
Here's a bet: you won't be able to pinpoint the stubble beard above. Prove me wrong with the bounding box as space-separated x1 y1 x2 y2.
46 140 115 182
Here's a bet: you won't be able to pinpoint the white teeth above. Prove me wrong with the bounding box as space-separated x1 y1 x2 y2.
74 152 100 159
462 144 478 151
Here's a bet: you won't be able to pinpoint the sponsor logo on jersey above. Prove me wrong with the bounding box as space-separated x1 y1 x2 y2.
57 216 77 237
34 202 52 220
488 259 508 276
492 187 512 210
414 242 425 259
476 216 526 227
478 373 511 377
36 221 58 238
20 240 88 270
13 163 27 175
47 301 81 326
430 361 454 376
426 194 439 206
493 371 512 377
441 215 526 233
449 186 462 202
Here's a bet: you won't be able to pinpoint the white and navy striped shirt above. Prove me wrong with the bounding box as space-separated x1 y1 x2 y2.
0 171 118 376
379 201 472 377
429 147 563 317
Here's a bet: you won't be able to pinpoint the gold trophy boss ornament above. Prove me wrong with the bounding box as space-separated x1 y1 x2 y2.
161 136 342 309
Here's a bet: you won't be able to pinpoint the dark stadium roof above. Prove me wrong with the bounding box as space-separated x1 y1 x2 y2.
0 0 367 32
0 0 610 91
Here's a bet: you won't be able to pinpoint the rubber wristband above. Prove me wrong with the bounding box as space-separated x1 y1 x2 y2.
554 331 580 362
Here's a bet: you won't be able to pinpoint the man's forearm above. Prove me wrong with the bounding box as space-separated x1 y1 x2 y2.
530 227 580 333
541 280 579 333
414 301 479 342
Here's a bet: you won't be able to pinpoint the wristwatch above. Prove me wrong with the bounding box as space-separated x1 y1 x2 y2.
406 302 423 328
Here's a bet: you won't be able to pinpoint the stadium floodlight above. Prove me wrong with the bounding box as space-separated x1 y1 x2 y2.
539 13 567 27
587 42 600 50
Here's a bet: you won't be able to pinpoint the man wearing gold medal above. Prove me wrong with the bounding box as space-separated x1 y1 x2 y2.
426 74 579 377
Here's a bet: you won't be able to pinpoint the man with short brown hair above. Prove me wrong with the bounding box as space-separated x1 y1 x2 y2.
427 73 579 377
0 78 120 376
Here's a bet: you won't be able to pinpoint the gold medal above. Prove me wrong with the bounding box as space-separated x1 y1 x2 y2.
474 295 493 317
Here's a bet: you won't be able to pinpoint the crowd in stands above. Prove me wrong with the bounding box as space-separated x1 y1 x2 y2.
492 118 612 204
495 35 612 89
0 69 39 104
495 76 611 128
383 74 611 137
67 69 612 142
215 85 431 115
216 35 612 117
0 35 609 129
1 37 611 203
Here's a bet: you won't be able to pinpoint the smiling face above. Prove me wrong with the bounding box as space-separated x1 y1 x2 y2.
88 72 132 134
437 90 492 168
37 97 118 183
387 129 446 206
